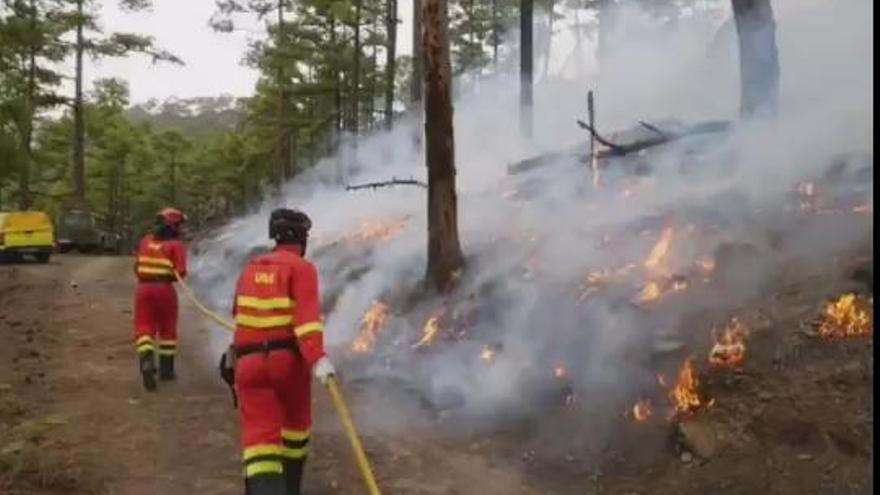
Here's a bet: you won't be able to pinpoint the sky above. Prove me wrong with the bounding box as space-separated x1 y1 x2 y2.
89 0 416 104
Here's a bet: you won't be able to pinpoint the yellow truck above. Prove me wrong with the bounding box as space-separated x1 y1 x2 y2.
0 211 54 263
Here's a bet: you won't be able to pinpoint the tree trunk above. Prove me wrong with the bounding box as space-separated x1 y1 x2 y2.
520 0 534 138
384 0 397 130
597 0 617 71
411 0 422 105
276 0 289 190
422 0 464 292
18 0 37 210
351 0 361 135
72 0 86 205
491 0 499 67
731 0 779 118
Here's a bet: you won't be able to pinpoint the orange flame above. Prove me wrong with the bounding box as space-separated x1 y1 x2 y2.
632 399 653 422
637 281 662 302
709 317 749 368
644 227 674 272
347 216 409 243
480 345 497 364
669 358 705 418
818 293 872 338
413 310 444 349
351 301 390 353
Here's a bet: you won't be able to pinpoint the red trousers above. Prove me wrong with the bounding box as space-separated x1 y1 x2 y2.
236 348 311 478
133 282 178 357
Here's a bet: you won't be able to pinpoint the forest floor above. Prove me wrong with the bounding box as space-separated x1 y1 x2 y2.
0 253 873 495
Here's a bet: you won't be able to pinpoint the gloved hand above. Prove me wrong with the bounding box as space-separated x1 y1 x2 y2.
312 356 336 385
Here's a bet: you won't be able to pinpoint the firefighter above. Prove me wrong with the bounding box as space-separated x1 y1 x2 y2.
133 207 187 391
229 208 335 495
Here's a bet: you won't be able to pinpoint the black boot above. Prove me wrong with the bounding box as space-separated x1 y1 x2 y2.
139 351 157 391
245 474 287 495
283 459 305 495
159 355 176 381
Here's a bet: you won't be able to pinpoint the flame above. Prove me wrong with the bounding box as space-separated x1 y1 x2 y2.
669 358 706 418
351 301 390 353
699 256 715 273
637 281 662 302
818 293 872 338
644 227 674 272
632 399 653 422
346 216 409 243
709 317 749 368
480 345 497 364
553 365 567 379
413 311 444 349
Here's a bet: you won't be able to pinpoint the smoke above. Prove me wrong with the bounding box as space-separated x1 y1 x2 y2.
190 0 872 449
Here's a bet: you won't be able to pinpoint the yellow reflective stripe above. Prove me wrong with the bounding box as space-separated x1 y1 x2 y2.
294 321 324 338
137 343 155 353
137 266 173 275
157 348 176 356
281 429 310 441
137 256 173 267
244 460 283 477
243 444 283 460
281 447 308 459
136 336 153 345
158 340 176 347
235 314 294 328
236 296 294 310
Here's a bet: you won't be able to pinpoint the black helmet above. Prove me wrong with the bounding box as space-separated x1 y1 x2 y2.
269 208 312 244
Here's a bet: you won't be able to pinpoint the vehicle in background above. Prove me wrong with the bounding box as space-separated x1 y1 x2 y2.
0 211 54 263
55 209 122 254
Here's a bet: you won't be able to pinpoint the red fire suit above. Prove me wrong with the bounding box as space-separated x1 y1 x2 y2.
232 244 325 481
133 234 187 357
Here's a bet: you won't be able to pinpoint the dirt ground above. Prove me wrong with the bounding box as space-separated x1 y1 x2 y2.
0 254 873 494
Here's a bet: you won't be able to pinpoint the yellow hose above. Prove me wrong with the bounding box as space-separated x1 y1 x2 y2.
173 271 383 495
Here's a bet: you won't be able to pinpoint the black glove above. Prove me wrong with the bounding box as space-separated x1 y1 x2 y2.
218 346 237 408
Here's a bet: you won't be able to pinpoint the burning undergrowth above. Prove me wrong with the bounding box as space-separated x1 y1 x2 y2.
185 0 872 465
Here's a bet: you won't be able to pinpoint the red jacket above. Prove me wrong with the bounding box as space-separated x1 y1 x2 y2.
232 245 325 367
134 234 187 282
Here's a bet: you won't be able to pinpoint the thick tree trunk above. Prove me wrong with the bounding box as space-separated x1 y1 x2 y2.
422 0 464 292
520 0 533 137
731 0 779 118
72 0 86 204
384 0 397 130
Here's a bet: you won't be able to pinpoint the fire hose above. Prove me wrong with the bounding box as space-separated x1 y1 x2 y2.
173 271 383 495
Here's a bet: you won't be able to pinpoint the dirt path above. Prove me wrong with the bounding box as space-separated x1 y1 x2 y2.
0 255 536 495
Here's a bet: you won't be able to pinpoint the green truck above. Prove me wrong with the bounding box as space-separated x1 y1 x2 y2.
55 209 123 254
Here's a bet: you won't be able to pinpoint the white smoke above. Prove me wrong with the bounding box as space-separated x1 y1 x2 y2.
189 0 872 441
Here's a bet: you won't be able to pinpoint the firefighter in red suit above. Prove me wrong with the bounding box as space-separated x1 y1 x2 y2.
133 207 187 391
229 208 336 495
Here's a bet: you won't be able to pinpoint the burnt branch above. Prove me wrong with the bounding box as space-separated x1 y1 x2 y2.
638 120 670 139
576 120 626 152
345 177 428 191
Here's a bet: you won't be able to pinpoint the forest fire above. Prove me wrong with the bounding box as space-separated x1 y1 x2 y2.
817 293 873 338
346 216 410 243
413 310 445 349
480 344 497 364
644 226 674 272
668 358 708 419
632 399 653 422
709 317 749 368
351 301 390 353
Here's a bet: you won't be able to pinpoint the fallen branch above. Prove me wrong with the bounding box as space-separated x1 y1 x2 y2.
345 177 427 191
576 120 626 152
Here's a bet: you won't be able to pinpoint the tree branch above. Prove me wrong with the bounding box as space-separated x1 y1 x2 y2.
345 177 427 191
576 119 626 152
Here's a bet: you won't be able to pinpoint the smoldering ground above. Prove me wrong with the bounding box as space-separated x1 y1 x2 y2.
188 0 872 460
